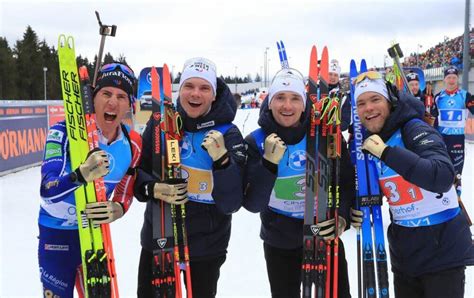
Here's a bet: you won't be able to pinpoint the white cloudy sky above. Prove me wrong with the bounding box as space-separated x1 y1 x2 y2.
0 0 470 78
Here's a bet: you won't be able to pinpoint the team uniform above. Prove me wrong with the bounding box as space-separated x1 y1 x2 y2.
243 96 354 298
135 77 246 298
434 88 474 176
38 121 141 297
367 91 473 298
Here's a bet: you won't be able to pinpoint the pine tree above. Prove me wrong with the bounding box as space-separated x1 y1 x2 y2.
14 26 43 100
0 37 18 99
255 73 262 82
40 40 61 100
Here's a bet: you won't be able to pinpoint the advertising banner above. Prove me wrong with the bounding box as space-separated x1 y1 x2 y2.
0 105 48 173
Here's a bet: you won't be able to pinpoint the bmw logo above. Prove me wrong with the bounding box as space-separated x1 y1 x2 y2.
146 71 152 84
289 150 306 171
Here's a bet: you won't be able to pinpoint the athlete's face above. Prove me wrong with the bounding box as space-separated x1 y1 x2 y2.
269 91 305 128
356 91 391 134
179 78 215 118
329 72 339 85
94 86 130 141
408 80 420 94
444 74 458 91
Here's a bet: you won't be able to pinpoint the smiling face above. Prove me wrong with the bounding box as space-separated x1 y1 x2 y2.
269 91 305 128
444 74 458 91
179 77 216 118
356 91 391 133
408 80 420 94
94 86 130 141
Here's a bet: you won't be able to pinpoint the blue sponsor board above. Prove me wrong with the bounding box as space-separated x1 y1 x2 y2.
137 67 163 110
0 105 48 173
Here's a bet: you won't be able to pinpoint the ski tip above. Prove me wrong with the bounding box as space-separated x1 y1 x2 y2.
162 64 172 99
151 66 160 98
321 46 328 58
66 36 74 50
58 34 66 48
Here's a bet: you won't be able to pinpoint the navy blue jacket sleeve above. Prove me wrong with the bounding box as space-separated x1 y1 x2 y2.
133 117 156 202
211 125 246 214
242 133 277 213
465 91 474 115
337 140 356 227
341 92 352 132
381 119 455 193
40 122 82 203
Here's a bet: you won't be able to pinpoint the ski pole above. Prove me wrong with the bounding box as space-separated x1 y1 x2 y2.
92 11 117 87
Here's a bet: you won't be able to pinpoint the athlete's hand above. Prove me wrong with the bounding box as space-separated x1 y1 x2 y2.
350 208 363 228
149 178 188 205
315 216 347 241
362 134 387 159
263 133 287 165
76 148 109 183
85 201 124 224
201 130 229 166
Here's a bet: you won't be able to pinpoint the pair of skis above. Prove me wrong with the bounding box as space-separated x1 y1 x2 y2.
150 65 193 298
58 35 118 297
302 45 343 298
58 13 119 296
349 59 389 298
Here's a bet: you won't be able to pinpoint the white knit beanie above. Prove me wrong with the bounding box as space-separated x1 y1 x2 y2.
329 59 341 75
179 57 217 95
354 77 389 102
268 68 306 108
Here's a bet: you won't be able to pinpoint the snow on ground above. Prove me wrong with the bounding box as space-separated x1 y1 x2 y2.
1 108 473 297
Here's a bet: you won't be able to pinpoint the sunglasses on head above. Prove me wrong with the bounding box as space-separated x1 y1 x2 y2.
100 63 136 79
271 68 305 83
353 71 383 85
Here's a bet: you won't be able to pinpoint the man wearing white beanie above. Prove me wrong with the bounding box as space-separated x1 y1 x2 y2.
178 57 218 118
329 58 341 86
327 58 352 132
136 57 246 297
351 71 472 298
243 68 355 298
267 68 307 129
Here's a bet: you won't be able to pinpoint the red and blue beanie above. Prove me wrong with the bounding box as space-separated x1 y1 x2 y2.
94 63 136 106
406 72 419 82
444 65 459 77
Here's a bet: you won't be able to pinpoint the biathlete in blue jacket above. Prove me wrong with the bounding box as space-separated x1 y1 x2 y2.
38 63 142 298
434 65 474 194
243 68 355 298
134 57 246 298
352 71 473 298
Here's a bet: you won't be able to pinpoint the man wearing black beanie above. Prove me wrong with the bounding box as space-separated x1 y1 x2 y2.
38 62 142 297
